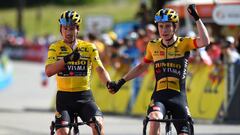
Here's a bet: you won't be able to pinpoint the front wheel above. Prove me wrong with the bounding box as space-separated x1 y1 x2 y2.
50 121 55 135
187 117 194 135
165 122 172 135
189 123 194 135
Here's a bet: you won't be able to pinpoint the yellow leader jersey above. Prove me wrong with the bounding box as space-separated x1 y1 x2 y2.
45 39 104 92
144 37 198 93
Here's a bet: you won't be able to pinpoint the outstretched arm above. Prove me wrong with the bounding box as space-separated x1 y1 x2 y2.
122 61 150 81
187 4 210 48
96 66 111 85
108 61 150 94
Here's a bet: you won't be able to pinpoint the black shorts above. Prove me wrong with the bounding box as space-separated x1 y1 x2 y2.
147 90 191 134
55 90 103 129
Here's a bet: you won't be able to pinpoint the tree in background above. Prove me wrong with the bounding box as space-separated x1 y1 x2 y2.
151 0 167 21
17 0 24 36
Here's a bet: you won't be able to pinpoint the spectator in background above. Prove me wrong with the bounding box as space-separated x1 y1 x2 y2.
222 36 240 65
187 31 212 66
119 32 141 113
102 31 123 69
145 24 157 40
206 41 222 65
136 28 148 57
135 2 151 28
87 33 106 63
135 24 157 58
221 36 240 99
0 43 3 69
234 32 240 54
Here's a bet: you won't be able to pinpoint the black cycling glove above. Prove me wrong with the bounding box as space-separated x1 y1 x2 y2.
106 81 117 94
187 4 200 21
106 81 117 89
63 49 80 63
106 78 126 94
115 78 126 92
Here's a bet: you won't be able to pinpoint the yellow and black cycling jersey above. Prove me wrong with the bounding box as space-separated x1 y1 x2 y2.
144 37 197 93
45 39 103 92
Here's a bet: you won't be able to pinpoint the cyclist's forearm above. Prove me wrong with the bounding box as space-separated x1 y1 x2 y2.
96 66 111 85
123 62 149 82
45 60 65 77
195 19 210 47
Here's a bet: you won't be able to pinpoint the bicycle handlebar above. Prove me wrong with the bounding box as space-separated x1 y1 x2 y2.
143 116 194 135
145 118 190 123
54 120 97 128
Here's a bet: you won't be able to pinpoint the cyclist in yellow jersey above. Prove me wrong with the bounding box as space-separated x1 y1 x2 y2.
45 10 113 135
108 5 210 135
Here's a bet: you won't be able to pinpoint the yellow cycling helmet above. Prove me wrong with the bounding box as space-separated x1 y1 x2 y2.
59 10 82 27
108 31 118 41
154 8 179 23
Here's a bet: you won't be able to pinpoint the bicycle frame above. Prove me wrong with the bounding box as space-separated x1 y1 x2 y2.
143 114 194 135
50 113 101 135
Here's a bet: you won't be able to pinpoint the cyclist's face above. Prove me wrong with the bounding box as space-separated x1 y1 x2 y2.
61 25 79 44
157 22 175 40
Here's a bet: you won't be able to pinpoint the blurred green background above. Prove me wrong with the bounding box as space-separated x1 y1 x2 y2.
0 0 140 38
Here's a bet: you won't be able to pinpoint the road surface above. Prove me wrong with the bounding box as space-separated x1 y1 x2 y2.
0 61 240 135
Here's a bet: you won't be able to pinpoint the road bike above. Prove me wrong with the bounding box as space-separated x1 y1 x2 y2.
143 111 194 135
50 113 101 135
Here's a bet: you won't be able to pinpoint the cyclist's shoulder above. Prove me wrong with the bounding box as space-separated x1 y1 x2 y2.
178 36 195 42
149 38 161 44
77 39 95 47
49 40 64 48
47 40 64 51
77 39 97 51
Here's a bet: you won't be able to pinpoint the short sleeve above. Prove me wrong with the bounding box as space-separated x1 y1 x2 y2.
45 44 57 66
143 42 153 63
184 37 198 52
90 44 104 68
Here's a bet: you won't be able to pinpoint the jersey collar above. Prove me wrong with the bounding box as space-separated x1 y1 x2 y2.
161 37 179 48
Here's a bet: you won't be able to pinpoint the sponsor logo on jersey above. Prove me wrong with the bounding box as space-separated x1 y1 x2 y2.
155 62 181 69
182 59 188 79
68 60 87 65
160 51 165 56
67 65 87 71
155 61 182 76
168 52 176 56
60 46 67 52
79 47 89 52
162 68 181 76
48 56 56 60
58 60 88 76
156 69 162 74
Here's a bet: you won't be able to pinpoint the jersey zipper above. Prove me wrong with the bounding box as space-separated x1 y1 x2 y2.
165 47 168 89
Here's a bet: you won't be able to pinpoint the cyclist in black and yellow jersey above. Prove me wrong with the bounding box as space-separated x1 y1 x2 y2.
45 10 113 135
108 5 210 135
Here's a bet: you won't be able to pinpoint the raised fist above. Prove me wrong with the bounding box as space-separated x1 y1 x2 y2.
187 4 200 21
